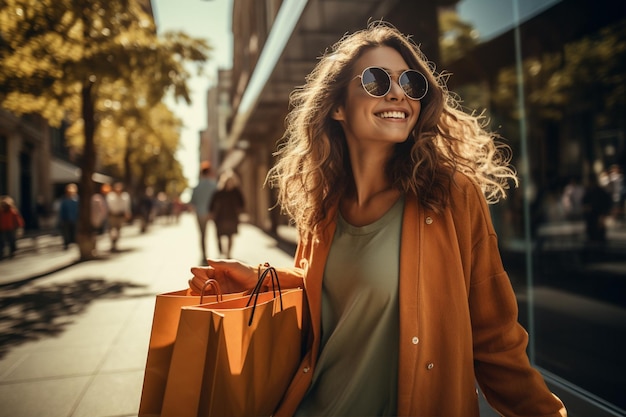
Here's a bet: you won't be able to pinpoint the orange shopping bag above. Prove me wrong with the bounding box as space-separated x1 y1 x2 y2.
161 267 304 417
138 281 245 417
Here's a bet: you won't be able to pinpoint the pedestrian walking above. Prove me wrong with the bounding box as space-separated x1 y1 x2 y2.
58 183 79 250
139 186 155 233
189 22 566 417
189 161 217 263
91 183 109 236
106 182 132 252
210 170 245 258
582 174 612 244
0 195 25 260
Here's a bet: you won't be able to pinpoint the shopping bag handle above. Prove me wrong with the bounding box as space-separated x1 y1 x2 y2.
200 279 223 304
246 263 282 326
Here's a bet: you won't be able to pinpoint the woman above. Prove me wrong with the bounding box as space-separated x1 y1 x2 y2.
210 170 245 258
0 195 24 259
190 22 566 416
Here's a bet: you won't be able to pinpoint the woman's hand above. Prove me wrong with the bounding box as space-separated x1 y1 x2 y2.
189 259 258 295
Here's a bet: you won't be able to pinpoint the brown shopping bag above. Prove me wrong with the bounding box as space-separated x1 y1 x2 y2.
138 282 245 417
161 267 304 417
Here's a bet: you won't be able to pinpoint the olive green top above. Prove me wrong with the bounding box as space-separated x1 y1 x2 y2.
295 197 404 416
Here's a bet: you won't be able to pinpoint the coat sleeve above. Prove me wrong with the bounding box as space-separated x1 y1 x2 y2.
460 179 567 417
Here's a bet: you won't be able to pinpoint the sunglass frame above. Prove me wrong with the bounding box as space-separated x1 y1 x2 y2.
358 66 429 101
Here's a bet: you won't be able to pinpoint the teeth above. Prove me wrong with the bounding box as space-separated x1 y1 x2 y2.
377 111 406 119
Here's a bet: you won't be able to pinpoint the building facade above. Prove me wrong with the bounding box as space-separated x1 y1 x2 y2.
0 110 60 230
216 0 625 415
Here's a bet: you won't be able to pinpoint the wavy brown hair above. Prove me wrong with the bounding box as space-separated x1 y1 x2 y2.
266 21 517 236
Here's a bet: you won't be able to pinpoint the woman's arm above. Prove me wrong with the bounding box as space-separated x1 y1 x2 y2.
461 178 566 417
189 259 304 295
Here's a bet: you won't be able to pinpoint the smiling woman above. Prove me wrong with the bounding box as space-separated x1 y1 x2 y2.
189 21 567 417
268 23 517 232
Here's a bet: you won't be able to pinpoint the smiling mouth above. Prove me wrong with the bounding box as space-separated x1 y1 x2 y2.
376 111 407 119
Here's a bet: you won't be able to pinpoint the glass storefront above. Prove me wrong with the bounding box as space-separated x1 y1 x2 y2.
0 135 7 195
439 0 625 414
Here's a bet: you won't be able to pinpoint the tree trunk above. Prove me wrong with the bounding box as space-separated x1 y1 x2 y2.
77 81 97 260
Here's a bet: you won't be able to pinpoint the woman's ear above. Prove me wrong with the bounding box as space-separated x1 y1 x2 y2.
331 105 345 121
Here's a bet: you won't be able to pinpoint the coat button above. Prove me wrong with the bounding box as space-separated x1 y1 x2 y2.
411 336 419 344
303 366 310 373
426 362 434 370
425 216 433 224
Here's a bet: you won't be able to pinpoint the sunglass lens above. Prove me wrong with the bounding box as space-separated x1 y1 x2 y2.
361 67 390 97
400 71 428 100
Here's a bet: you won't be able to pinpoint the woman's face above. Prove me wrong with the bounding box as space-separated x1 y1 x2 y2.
332 46 421 150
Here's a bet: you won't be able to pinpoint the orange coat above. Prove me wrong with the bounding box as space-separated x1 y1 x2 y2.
274 174 566 417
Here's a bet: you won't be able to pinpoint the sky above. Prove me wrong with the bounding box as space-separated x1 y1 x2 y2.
151 0 234 193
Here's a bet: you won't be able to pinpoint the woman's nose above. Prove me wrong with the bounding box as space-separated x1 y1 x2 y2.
386 78 405 101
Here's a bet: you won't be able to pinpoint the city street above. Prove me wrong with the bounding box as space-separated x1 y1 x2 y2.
0 212 508 417
0 213 296 417
2 209 623 416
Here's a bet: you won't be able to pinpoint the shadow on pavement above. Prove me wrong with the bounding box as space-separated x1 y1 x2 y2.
0 277 148 358
0 260 83 290
0 248 140 290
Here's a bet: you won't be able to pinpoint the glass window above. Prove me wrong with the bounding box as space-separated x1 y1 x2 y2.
439 0 626 413
0 135 7 195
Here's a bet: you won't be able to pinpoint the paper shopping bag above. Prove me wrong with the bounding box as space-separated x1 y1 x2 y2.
161 286 304 417
138 284 245 417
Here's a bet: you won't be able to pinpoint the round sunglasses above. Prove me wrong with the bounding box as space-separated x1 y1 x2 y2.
357 66 428 101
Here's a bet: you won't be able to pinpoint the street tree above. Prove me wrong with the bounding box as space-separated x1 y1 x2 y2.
64 80 188 197
0 0 211 259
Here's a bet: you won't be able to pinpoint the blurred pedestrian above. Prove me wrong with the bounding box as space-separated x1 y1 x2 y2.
91 183 109 236
561 176 584 220
58 183 79 250
210 171 245 258
189 22 566 417
139 186 155 233
171 194 184 223
605 164 624 220
582 174 612 244
189 161 217 263
34 195 49 230
106 182 132 252
0 195 25 259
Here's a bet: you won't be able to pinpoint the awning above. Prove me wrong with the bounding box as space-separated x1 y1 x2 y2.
51 158 80 183
50 158 113 184
218 148 246 173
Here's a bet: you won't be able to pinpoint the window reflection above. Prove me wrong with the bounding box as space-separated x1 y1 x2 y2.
440 0 625 412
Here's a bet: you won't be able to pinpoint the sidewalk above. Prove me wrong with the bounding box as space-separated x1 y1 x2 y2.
0 213 297 417
0 214 500 417
1 220 298 288
0 233 80 287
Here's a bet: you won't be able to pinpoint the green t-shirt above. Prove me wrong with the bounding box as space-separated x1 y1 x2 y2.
295 196 404 416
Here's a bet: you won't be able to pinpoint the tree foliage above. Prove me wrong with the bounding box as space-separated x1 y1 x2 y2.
492 20 626 126
0 0 211 259
438 8 479 65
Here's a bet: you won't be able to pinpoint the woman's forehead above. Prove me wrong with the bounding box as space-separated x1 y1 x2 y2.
353 46 409 71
